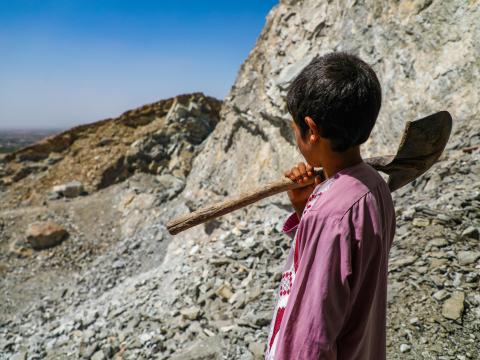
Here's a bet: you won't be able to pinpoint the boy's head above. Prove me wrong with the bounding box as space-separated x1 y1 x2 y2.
286 52 382 159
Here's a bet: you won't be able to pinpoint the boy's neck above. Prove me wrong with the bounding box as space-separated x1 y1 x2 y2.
321 146 363 179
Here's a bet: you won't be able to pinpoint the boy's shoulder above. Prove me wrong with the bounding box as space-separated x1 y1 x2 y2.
307 161 391 222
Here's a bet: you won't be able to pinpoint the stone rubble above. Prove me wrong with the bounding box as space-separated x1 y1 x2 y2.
0 146 478 359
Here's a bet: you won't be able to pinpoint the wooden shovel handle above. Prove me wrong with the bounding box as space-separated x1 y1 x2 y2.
166 156 396 235
167 169 323 235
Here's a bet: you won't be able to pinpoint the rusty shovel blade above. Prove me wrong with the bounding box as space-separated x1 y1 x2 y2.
375 111 452 192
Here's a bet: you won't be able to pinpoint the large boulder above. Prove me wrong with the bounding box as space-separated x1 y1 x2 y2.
26 221 69 250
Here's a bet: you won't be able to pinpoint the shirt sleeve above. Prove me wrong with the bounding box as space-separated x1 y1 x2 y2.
273 213 353 360
281 211 300 239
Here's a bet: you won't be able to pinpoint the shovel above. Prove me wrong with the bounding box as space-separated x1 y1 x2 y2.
167 111 452 235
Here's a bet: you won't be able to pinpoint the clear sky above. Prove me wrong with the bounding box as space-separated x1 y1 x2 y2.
0 0 277 129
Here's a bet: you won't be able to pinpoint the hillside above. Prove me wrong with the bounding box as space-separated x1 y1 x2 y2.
0 93 221 209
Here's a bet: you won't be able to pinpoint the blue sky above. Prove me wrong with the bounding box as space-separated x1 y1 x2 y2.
0 0 277 129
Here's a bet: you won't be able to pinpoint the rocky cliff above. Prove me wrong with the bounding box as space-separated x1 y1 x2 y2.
180 1 480 358
1 1 479 359
184 0 479 203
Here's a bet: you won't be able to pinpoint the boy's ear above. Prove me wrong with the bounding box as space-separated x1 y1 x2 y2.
304 116 320 142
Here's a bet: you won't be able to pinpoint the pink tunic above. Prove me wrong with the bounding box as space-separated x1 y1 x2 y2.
265 161 396 360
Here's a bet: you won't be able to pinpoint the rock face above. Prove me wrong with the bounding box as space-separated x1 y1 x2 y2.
0 92 221 209
179 1 480 358
184 0 480 203
26 221 68 250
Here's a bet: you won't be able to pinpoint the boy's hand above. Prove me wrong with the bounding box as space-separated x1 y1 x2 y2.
284 162 324 219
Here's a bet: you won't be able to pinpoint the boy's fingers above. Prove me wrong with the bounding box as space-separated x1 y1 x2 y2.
306 163 313 176
297 162 307 176
292 168 301 181
299 163 311 182
285 164 316 182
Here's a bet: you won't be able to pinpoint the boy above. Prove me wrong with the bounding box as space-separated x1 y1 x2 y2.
265 52 396 359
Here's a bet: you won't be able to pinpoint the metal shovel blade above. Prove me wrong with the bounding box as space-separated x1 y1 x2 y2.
376 111 452 192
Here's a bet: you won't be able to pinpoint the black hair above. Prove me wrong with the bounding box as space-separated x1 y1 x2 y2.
286 51 382 152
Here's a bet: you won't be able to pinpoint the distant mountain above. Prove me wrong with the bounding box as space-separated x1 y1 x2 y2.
0 129 62 153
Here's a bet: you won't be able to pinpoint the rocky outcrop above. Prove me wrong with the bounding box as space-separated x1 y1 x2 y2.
184 0 480 203
0 93 221 209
